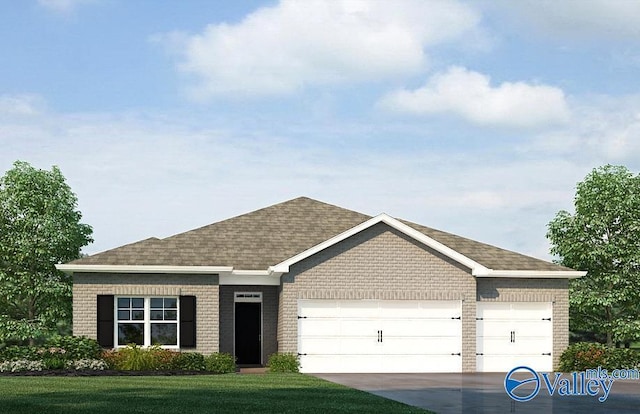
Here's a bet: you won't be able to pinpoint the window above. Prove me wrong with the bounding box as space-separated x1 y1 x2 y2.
116 297 179 347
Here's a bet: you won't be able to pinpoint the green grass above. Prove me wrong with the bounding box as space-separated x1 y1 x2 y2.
0 373 428 414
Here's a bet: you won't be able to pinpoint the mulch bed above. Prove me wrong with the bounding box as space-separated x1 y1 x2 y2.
0 370 220 377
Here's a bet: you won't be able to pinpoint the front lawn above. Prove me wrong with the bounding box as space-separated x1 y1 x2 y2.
0 373 428 414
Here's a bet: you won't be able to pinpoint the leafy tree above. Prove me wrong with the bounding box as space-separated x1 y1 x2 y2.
0 161 93 344
548 165 640 347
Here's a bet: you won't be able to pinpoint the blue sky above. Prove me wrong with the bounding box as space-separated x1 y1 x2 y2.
1 0 639 260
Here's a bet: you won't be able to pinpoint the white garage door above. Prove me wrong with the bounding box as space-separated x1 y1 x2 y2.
476 302 553 372
297 300 462 373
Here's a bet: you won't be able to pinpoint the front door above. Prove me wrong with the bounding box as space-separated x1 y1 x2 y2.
235 302 262 365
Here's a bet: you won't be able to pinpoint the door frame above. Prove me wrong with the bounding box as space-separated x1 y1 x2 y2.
234 292 263 365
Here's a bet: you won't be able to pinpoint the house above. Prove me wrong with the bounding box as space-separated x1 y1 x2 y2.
57 197 584 373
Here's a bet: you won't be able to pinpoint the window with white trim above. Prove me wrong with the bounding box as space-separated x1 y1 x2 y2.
116 297 179 347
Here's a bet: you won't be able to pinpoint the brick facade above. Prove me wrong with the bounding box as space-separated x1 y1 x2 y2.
73 273 219 354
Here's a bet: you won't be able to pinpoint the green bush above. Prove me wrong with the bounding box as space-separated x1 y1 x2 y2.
559 342 607 371
205 352 236 373
605 348 640 370
100 349 124 370
45 335 102 360
0 345 39 361
148 347 180 370
559 342 640 371
173 352 206 371
113 344 158 371
266 353 299 373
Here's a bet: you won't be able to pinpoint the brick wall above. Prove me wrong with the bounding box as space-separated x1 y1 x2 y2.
73 273 219 354
476 278 569 370
278 222 478 372
219 285 279 364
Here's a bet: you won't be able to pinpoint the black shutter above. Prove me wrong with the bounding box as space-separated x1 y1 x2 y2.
97 295 114 348
180 296 196 348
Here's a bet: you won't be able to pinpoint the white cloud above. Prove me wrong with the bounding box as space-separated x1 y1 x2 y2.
0 94 45 116
37 0 96 14
526 95 640 165
489 0 640 40
161 0 481 98
379 66 570 128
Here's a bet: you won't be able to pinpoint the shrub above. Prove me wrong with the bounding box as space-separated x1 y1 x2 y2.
100 349 125 370
0 359 44 373
0 345 39 361
112 344 158 371
266 353 299 373
148 346 180 370
559 342 607 371
205 352 236 373
558 342 640 371
605 348 640 370
45 335 102 360
173 352 206 371
65 359 109 370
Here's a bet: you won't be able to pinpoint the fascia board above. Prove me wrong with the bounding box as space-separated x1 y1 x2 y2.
55 264 233 275
475 269 586 279
270 213 488 275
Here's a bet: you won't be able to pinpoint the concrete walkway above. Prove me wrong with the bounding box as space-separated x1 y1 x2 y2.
313 373 640 413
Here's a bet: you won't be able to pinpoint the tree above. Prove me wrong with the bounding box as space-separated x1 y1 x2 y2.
548 165 640 347
0 161 93 343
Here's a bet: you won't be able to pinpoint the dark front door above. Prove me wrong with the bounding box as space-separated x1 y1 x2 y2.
235 302 261 365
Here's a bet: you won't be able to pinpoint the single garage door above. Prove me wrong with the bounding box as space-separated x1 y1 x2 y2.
297 299 462 373
476 302 553 372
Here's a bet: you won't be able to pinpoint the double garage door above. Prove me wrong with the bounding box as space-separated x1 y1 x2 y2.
298 300 553 373
298 299 462 373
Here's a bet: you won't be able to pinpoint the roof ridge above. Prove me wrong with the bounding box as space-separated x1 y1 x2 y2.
163 196 370 241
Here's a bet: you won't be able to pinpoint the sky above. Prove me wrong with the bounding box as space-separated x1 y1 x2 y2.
1 0 640 260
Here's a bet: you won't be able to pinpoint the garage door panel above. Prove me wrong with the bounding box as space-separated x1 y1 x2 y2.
513 338 552 354
477 303 512 318
384 336 461 354
381 355 461 373
299 318 379 337
299 337 380 355
339 301 380 317
381 319 460 336
476 355 516 373
300 355 382 374
378 300 460 318
514 355 553 372
298 300 339 317
476 320 511 337
515 321 552 333
477 338 513 355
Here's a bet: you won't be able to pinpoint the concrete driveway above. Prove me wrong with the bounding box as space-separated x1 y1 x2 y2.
313 373 640 413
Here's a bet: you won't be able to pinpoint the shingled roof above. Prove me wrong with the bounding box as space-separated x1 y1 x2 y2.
70 196 570 272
